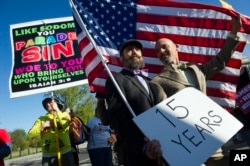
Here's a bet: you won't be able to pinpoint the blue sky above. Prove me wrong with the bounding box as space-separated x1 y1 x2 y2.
0 0 250 133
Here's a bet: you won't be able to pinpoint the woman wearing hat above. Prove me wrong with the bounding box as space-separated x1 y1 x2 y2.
28 98 74 166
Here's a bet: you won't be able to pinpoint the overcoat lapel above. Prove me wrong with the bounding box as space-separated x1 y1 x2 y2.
126 75 154 105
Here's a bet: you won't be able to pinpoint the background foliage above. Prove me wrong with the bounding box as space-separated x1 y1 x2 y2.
44 85 96 123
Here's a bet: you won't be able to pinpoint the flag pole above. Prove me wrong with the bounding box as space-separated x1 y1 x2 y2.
69 0 136 118
42 19 62 166
51 93 62 166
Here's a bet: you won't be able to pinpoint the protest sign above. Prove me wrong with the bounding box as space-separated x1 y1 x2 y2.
133 87 243 166
9 17 87 98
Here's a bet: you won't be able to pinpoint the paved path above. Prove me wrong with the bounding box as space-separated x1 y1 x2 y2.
5 143 91 166
5 141 250 166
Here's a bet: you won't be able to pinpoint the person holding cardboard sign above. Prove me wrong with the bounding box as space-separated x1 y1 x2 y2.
104 39 167 166
152 15 242 166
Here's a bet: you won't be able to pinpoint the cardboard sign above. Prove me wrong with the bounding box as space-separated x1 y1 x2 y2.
133 87 243 166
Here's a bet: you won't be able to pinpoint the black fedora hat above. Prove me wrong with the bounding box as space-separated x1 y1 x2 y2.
42 98 63 110
119 39 143 55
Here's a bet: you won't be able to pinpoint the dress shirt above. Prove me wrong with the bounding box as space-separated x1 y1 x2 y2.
171 64 198 88
124 68 149 93
135 74 149 93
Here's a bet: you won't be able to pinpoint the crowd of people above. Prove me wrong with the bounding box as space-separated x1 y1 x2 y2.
2 14 249 166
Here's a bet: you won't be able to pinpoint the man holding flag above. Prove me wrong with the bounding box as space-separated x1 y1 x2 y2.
104 39 167 166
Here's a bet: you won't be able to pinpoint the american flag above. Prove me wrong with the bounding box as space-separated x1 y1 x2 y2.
70 0 250 112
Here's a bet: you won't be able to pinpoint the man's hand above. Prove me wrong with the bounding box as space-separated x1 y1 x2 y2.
231 15 242 35
144 137 165 165
107 134 117 145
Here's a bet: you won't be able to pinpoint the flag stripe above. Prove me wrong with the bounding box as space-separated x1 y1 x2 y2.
137 30 247 53
137 13 232 31
207 87 236 100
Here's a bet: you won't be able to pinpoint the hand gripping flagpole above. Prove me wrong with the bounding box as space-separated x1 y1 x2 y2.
69 0 136 118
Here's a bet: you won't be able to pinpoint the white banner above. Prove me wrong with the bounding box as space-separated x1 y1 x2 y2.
133 87 243 166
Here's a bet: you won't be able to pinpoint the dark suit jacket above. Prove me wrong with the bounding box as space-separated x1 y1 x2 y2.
105 69 166 166
152 36 239 97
